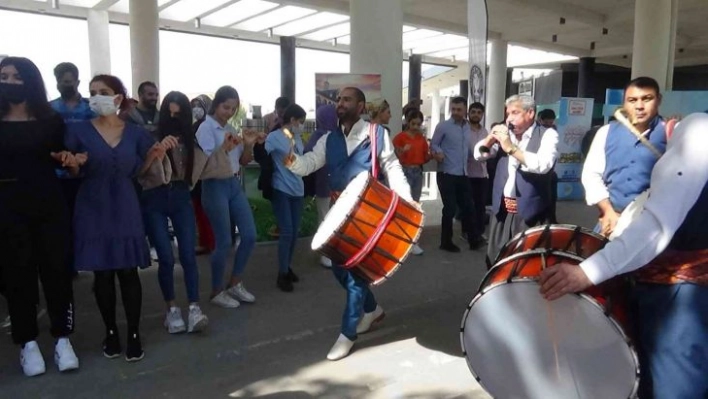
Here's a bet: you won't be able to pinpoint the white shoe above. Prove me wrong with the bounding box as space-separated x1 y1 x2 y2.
210 291 240 308
20 341 45 377
164 307 186 334
327 334 355 361
356 305 385 334
411 244 424 256
320 256 332 268
187 305 208 333
54 338 79 372
227 282 255 303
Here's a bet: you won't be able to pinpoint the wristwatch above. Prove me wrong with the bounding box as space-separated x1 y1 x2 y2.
507 145 519 155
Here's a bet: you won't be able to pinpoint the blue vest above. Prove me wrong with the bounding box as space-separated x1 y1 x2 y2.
669 180 708 251
603 117 667 212
492 124 553 224
326 124 385 192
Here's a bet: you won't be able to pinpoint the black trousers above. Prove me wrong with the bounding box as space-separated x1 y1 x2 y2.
0 184 74 345
60 178 81 274
469 177 489 237
439 173 475 245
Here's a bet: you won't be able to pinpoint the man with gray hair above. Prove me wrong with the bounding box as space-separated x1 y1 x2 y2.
473 95 559 265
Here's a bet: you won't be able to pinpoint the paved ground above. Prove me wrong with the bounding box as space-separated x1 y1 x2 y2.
0 201 596 399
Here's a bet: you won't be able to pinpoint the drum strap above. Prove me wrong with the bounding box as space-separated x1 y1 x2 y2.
369 122 379 179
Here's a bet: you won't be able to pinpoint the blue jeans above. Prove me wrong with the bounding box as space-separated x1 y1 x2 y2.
331 264 377 340
633 282 708 399
201 177 256 292
271 189 303 274
402 166 423 202
142 182 199 303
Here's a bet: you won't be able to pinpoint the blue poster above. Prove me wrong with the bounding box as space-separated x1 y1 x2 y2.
554 97 594 200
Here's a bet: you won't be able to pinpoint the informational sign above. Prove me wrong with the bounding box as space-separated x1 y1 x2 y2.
553 97 594 200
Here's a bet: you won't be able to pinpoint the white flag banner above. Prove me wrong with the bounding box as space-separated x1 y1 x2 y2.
467 0 488 105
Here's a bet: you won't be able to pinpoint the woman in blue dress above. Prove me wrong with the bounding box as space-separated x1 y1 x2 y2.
65 74 169 362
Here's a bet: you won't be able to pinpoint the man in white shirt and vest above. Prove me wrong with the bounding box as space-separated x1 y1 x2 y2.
474 94 559 265
540 112 708 399
581 77 667 237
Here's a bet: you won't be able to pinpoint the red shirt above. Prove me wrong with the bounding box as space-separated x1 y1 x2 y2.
393 131 429 166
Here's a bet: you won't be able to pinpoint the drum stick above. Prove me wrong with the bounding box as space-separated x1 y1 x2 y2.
613 108 663 159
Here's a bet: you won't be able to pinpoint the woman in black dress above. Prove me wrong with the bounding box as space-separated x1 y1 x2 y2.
0 56 80 377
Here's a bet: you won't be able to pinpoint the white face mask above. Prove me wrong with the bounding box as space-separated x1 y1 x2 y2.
89 95 119 116
192 107 205 121
292 122 305 135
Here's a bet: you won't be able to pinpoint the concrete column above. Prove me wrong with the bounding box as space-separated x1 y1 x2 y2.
350 0 403 133
631 0 677 91
408 54 422 102
280 36 296 102
430 89 441 138
87 9 111 76
486 39 508 130
128 0 159 96
577 57 596 98
459 80 469 102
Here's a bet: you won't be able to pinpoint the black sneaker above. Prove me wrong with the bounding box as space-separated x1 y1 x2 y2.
125 333 144 362
277 273 294 292
287 268 300 283
439 243 461 253
103 329 121 359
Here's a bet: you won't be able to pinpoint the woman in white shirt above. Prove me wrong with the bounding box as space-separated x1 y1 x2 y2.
195 86 259 308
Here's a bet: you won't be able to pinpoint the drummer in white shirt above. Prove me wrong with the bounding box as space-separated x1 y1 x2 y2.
284 87 413 361
581 77 667 237
540 112 708 399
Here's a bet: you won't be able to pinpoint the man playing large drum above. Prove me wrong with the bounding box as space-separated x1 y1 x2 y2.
284 87 413 361
581 77 667 238
540 112 708 399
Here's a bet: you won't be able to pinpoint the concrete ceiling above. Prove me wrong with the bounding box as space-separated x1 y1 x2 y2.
2 0 707 68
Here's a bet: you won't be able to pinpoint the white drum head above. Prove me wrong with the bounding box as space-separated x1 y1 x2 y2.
461 282 638 399
311 171 370 250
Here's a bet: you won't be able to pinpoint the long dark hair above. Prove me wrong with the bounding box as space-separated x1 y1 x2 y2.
0 57 53 120
158 91 196 185
209 86 240 116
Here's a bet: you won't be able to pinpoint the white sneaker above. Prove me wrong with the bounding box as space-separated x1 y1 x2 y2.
227 282 255 303
20 341 45 377
187 305 208 333
54 338 79 372
320 256 332 268
327 334 355 361
356 305 385 334
210 291 240 308
164 307 186 334
411 244 424 256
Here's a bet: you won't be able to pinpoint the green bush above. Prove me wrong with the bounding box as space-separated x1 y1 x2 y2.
248 196 319 242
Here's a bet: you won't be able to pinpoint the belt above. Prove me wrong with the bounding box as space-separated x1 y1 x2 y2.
504 197 517 214
635 248 708 285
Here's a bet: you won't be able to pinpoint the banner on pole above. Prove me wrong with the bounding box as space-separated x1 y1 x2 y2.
467 0 488 105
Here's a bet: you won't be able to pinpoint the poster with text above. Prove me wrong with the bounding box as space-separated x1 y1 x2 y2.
555 97 594 201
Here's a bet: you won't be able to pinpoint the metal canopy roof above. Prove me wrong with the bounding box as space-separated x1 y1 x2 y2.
5 0 707 68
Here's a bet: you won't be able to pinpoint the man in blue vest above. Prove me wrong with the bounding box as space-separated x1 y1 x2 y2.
581 77 666 237
285 87 413 361
474 95 559 264
540 112 708 399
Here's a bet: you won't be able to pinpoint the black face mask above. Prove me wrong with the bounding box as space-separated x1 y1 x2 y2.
58 84 77 98
0 82 26 104
167 116 184 136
